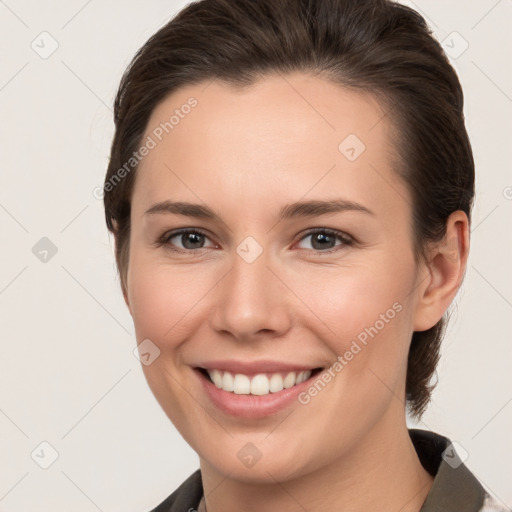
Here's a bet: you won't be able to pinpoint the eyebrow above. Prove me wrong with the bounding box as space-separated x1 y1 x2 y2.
144 198 374 221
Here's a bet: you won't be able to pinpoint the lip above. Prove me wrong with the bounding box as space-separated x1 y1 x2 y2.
194 362 323 419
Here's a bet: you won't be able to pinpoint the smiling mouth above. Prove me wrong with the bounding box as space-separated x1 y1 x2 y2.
197 367 323 395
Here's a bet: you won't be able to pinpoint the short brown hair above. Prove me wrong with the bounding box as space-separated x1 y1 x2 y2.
103 0 475 418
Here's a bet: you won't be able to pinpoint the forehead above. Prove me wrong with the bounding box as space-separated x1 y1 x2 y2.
133 72 406 218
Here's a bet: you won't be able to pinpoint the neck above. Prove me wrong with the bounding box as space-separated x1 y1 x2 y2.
199 412 434 512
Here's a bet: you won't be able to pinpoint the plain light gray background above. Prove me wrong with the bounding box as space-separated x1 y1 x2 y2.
0 1 511 510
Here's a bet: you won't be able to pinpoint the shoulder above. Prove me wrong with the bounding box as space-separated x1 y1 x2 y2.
147 469 203 512
409 429 511 512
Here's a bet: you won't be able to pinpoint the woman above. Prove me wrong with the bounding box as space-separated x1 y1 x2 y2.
102 0 509 510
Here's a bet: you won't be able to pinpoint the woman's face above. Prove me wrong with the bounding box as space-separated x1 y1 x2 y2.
125 72 432 482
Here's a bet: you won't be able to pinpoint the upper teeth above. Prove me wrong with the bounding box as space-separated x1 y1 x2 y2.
206 369 312 395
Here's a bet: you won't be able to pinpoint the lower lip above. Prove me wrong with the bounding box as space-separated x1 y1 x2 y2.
195 369 319 418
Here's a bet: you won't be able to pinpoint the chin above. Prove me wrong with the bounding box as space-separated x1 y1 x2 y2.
195 433 322 484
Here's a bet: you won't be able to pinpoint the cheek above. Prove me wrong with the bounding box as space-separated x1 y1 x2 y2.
127 256 214 343
126 257 216 434
289 253 416 416
291 255 415 350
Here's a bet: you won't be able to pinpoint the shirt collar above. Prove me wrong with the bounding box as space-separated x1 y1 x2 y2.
409 429 486 512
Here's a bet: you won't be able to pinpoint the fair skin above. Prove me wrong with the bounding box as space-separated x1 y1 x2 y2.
121 72 469 512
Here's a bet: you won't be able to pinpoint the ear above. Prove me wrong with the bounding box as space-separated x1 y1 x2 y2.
413 210 470 332
112 218 132 315
120 276 132 315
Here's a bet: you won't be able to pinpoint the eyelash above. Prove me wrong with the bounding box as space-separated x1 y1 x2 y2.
155 227 356 256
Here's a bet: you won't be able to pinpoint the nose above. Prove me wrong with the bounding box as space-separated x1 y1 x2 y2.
209 245 293 343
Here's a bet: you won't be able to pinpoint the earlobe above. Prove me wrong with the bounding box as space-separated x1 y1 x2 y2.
122 282 132 315
111 219 132 315
413 211 470 332
119 266 132 316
